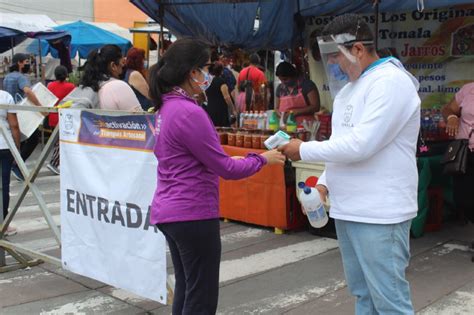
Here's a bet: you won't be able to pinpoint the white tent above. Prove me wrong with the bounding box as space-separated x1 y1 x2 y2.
56 21 133 42
0 13 57 32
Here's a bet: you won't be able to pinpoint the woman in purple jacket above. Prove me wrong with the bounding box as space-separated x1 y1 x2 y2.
148 39 285 315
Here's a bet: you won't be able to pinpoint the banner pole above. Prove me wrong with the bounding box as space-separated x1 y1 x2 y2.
0 159 4 267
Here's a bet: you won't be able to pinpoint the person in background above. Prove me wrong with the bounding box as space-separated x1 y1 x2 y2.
279 14 419 314
45 65 76 175
0 90 21 235
148 38 285 315
81 44 142 112
236 53 267 112
275 61 320 124
206 62 236 127
442 81 474 224
218 51 237 97
3 53 43 181
123 47 152 111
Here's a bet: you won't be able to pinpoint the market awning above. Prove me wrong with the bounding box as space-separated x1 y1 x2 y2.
130 0 474 50
129 24 170 34
48 21 132 59
0 13 71 54
130 0 296 50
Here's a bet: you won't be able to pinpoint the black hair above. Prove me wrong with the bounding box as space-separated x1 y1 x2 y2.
54 65 69 82
249 53 260 65
275 62 298 78
148 38 210 111
210 50 219 62
9 64 19 73
322 14 375 52
209 61 224 77
377 47 400 59
80 44 123 92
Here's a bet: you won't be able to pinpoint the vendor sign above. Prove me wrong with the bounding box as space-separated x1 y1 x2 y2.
306 4 474 109
59 109 167 303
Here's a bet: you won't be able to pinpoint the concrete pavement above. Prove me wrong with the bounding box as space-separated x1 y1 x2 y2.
1 153 474 314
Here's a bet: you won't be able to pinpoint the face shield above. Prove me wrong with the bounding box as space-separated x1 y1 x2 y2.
317 33 373 98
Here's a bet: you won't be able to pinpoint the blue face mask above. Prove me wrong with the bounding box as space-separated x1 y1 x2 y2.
328 63 348 81
193 69 213 91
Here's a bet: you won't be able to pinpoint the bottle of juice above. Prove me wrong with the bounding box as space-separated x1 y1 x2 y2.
286 111 297 133
268 111 279 131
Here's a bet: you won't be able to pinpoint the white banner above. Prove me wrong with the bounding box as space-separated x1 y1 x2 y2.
59 109 167 303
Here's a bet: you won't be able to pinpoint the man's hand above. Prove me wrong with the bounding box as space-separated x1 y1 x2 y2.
278 138 303 161
315 184 328 204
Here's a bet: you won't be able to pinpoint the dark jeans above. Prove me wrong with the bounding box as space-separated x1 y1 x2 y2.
20 129 40 162
156 219 221 315
453 150 474 223
0 149 14 219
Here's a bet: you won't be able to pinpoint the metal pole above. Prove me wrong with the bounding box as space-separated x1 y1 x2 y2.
38 38 45 84
0 159 4 267
147 33 151 68
159 1 165 56
11 37 15 58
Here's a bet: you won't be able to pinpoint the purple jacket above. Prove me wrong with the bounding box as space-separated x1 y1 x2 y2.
150 92 266 224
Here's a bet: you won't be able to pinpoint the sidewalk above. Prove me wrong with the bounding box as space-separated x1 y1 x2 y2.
1 155 474 314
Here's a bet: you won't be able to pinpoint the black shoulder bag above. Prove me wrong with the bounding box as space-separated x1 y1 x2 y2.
440 128 473 175
239 67 254 110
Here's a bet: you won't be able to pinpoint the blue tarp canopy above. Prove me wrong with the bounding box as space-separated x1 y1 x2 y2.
0 27 70 54
130 0 474 50
42 21 132 58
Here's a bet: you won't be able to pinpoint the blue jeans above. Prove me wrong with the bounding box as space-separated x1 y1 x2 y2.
335 219 414 315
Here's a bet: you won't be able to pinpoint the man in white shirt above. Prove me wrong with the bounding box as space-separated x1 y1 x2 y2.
0 90 21 236
279 14 420 315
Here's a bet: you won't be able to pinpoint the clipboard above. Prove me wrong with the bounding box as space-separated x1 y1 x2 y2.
17 82 58 139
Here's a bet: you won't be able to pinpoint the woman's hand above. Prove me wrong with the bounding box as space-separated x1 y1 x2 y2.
446 116 460 137
260 150 286 165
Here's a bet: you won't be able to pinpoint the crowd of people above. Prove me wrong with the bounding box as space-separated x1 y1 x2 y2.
0 11 473 315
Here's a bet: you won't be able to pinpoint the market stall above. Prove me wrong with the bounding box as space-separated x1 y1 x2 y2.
131 0 474 236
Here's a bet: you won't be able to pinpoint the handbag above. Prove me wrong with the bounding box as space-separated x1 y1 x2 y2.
440 129 473 175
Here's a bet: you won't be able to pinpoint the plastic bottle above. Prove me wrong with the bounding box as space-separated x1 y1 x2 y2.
268 111 279 131
257 111 265 130
286 111 297 133
239 112 245 128
262 111 268 130
279 111 286 130
243 111 249 129
299 187 328 228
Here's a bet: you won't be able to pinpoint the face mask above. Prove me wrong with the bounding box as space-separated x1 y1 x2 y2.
193 69 213 91
328 63 348 81
21 63 31 74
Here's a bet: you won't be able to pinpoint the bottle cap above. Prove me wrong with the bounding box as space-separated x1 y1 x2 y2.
303 187 311 194
298 182 306 189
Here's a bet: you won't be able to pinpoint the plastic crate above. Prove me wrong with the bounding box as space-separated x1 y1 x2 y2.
424 187 444 232
316 114 332 141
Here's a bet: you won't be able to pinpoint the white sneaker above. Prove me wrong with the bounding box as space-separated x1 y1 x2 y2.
5 226 17 236
46 163 60 175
